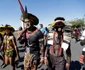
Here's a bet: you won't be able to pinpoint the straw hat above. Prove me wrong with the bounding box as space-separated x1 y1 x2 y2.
0 24 15 33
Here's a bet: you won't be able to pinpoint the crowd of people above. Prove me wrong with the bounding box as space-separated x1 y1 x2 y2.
0 0 85 70
0 18 71 70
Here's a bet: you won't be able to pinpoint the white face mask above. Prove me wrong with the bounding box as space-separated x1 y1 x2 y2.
58 28 62 31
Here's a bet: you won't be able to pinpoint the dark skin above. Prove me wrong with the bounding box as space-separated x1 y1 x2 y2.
56 31 71 69
45 30 71 69
57 31 71 69
18 19 44 70
0 29 19 70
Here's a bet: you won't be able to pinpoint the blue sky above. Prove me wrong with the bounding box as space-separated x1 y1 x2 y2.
0 0 85 29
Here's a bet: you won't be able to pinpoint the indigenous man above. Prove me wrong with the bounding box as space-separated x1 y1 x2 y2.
18 0 44 70
47 17 71 70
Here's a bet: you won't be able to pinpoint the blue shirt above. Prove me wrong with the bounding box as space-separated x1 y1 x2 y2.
40 27 49 36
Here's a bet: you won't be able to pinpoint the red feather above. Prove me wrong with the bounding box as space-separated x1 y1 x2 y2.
18 0 25 15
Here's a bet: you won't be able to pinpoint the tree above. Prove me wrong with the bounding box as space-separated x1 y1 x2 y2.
70 18 84 28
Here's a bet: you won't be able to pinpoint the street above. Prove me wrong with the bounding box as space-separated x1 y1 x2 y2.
0 32 83 70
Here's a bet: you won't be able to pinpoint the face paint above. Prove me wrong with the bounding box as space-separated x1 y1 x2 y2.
24 19 31 29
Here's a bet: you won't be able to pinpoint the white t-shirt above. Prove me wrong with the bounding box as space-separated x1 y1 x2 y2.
82 30 85 37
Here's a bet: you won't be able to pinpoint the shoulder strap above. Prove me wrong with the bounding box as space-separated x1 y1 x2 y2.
53 32 56 45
